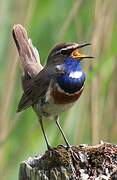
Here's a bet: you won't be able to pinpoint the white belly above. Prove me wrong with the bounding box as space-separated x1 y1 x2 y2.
33 100 74 118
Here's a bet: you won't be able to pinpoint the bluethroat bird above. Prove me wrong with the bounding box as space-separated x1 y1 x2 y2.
13 25 93 149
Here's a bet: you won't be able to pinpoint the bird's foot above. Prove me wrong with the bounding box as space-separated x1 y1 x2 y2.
57 144 72 150
57 144 78 163
47 144 53 151
69 148 80 164
57 144 67 149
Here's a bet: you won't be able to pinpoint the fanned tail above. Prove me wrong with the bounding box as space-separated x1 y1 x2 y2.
12 24 43 77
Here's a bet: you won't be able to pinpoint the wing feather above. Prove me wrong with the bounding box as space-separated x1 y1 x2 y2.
17 67 55 112
17 93 32 112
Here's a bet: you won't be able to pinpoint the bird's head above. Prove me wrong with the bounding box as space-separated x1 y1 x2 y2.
46 43 93 66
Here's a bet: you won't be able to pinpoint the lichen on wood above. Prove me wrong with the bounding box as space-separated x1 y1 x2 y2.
18 142 117 180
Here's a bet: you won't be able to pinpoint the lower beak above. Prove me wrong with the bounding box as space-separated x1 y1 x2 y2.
79 54 94 60
71 48 94 60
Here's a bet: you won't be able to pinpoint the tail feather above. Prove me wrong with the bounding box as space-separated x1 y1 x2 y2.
12 24 43 77
12 24 43 112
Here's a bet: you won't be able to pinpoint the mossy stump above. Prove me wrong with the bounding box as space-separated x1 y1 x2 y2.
18 142 117 180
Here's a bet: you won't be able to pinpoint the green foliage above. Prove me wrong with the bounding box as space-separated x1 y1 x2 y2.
0 0 117 179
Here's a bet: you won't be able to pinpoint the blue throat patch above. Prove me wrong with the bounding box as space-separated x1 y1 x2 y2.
57 57 85 94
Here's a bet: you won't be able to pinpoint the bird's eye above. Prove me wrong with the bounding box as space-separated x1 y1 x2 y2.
60 49 67 55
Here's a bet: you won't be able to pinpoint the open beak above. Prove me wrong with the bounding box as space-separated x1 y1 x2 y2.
71 43 94 60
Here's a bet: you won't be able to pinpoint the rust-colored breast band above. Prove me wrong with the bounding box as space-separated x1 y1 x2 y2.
51 85 84 104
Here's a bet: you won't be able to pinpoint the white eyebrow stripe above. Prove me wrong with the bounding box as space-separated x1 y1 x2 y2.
53 44 79 56
61 44 78 51
69 71 83 79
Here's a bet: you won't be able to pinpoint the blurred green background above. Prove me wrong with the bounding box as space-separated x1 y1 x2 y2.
0 0 117 179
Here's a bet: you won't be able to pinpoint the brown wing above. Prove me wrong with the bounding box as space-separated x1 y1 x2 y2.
17 93 32 112
17 66 56 112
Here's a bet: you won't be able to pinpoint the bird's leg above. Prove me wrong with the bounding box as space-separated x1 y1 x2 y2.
38 116 51 150
55 115 70 149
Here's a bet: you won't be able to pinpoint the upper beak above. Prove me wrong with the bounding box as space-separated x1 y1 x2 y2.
77 43 91 49
71 43 94 60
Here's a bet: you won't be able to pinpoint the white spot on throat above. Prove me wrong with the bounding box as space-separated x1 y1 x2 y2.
69 71 83 79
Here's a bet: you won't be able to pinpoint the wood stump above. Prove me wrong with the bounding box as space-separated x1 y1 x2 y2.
18 143 117 180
